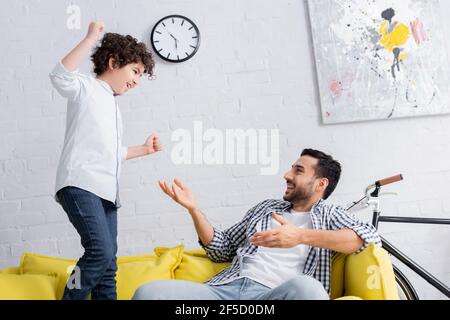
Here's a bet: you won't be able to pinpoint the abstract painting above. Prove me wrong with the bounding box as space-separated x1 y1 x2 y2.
308 0 450 124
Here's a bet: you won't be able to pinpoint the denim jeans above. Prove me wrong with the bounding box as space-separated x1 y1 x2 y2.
57 186 118 300
132 276 330 300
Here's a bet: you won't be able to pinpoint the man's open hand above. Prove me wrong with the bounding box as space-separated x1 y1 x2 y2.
250 212 304 248
158 179 198 212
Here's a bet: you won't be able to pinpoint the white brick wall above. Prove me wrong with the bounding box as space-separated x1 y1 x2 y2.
0 0 449 299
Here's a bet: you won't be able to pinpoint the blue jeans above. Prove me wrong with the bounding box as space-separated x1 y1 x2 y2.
132 276 330 300
57 187 118 300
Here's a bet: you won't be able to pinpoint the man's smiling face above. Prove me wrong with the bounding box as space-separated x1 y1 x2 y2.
283 155 321 203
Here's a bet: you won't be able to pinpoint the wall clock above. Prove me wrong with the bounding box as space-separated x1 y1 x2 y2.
151 15 201 63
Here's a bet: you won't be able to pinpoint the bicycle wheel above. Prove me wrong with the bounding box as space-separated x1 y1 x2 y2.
393 265 419 300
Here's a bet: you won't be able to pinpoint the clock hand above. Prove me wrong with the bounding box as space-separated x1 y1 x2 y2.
167 32 178 41
166 31 178 49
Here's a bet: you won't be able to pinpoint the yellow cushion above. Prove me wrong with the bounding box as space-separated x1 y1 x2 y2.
334 296 364 300
117 254 156 264
330 252 347 300
19 246 184 300
116 245 183 300
155 247 230 283
0 274 58 300
344 243 398 300
0 267 21 275
20 253 77 300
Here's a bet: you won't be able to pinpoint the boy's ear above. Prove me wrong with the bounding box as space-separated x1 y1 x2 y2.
108 58 117 71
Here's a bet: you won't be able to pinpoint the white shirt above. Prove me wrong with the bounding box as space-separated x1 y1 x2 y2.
49 61 128 207
240 209 312 288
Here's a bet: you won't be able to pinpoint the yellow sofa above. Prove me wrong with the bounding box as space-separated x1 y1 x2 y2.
0 242 399 300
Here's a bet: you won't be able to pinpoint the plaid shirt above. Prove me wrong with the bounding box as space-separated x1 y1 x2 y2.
200 199 381 294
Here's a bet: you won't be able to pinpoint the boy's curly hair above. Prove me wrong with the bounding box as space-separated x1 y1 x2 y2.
91 33 155 77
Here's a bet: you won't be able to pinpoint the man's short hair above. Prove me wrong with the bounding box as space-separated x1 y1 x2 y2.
301 149 341 200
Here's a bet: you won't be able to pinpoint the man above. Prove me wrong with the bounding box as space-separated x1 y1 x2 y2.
132 149 381 300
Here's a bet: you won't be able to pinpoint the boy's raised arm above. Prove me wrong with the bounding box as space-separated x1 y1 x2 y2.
62 22 104 72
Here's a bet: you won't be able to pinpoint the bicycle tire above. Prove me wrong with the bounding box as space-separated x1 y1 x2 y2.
393 265 420 300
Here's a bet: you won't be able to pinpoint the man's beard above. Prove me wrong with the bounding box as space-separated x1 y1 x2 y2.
283 180 315 203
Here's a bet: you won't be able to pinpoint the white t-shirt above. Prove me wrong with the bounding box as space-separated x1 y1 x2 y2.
240 209 312 288
49 61 128 207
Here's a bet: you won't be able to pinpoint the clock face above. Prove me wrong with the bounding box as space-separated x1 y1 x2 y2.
151 15 201 63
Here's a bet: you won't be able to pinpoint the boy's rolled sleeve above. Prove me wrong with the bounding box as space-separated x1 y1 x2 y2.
329 206 382 254
49 61 83 100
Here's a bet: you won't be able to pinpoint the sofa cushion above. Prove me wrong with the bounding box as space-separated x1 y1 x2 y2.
20 253 76 300
117 245 183 300
0 274 58 300
334 296 364 300
155 247 230 283
330 252 347 299
19 245 184 300
344 242 398 300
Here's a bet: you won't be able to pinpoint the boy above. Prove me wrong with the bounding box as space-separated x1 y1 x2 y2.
49 22 161 300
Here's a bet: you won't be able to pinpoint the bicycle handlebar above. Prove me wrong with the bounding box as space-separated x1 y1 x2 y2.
351 174 404 210
376 174 403 187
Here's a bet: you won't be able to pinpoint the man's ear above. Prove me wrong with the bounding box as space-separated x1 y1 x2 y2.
317 177 329 194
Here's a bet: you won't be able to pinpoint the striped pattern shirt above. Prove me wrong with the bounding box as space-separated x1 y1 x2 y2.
200 199 381 294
